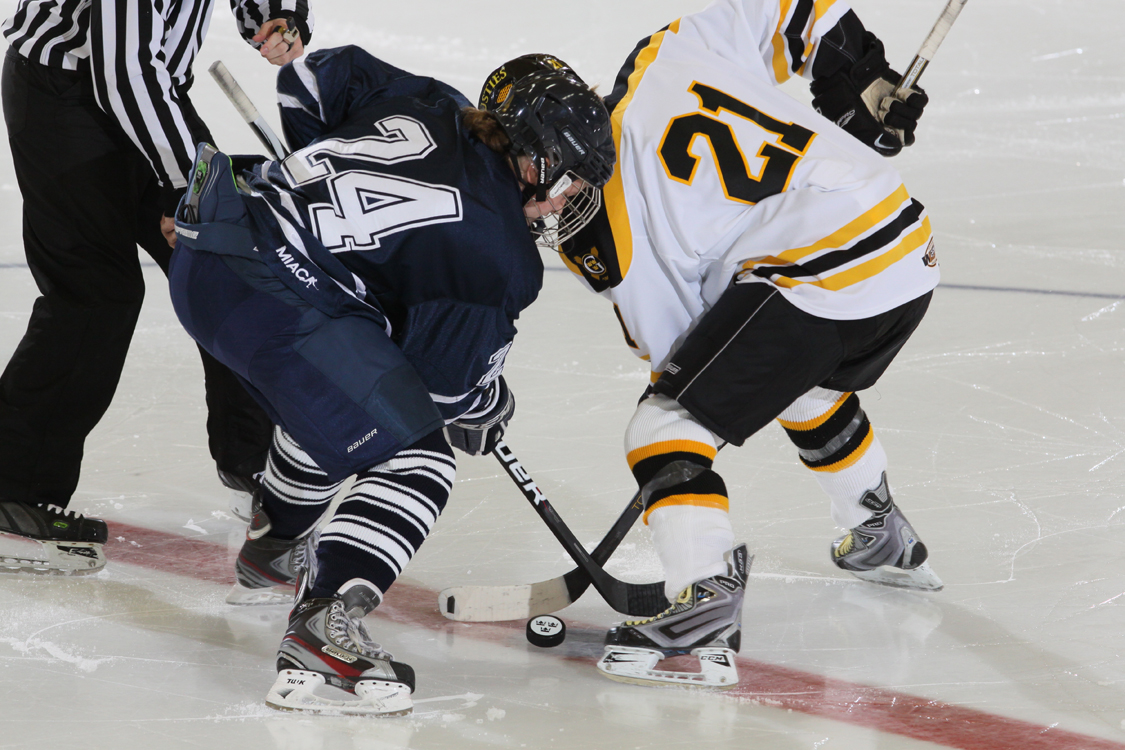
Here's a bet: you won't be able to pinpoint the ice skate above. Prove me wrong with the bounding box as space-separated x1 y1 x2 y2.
831 473 943 592
0 501 107 575
266 576 415 716
226 494 315 605
597 544 750 689
217 469 258 522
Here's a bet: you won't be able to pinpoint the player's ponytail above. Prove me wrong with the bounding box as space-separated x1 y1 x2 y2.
462 107 512 155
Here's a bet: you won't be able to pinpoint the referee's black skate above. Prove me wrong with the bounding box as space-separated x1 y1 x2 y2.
830 473 943 591
267 576 415 716
597 544 750 689
0 501 107 575
226 492 317 605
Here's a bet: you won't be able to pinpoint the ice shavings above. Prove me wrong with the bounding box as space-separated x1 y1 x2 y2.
0 636 108 672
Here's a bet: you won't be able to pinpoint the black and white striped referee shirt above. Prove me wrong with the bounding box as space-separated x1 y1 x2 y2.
2 0 313 202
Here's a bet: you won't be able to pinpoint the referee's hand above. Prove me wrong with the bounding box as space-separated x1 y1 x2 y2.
252 18 304 66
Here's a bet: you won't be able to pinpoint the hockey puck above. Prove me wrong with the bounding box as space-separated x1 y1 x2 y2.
526 615 566 647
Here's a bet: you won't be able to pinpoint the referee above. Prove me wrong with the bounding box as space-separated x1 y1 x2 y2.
0 0 312 573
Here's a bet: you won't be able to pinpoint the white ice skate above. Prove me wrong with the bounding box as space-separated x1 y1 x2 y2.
266 577 415 716
597 544 750 689
831 474 943 592
0 502 107 575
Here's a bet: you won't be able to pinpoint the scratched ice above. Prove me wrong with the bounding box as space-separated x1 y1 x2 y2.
1 0 1124 748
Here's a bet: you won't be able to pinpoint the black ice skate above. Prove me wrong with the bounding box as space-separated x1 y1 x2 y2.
830 473 943 591
226 493 318 606
0 501 108 575
597 544 751 689
266 576 415 716
217 469 258 522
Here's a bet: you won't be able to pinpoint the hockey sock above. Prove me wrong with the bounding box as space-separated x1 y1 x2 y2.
648 505 734 601
311 429 456 598
778 388 890 529
259 427 344 539
625 394 731 600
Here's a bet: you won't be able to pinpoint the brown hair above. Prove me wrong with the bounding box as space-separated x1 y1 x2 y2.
461 107 512 155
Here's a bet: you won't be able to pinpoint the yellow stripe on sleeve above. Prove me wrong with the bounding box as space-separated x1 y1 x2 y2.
770 217 933 292
770 0 796 84
604 20 680 282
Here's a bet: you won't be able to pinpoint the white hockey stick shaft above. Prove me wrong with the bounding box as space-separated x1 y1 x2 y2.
207 61 290 159
894 0 969 94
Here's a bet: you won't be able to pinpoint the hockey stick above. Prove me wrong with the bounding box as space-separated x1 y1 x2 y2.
894 0 969 94
207 60 290 160
438 483 655 621
453 441 669 619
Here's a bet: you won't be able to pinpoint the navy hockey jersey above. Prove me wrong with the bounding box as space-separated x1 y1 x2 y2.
238 46 541 420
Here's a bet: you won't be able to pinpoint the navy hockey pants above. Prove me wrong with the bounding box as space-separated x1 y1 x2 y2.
168 243 444 482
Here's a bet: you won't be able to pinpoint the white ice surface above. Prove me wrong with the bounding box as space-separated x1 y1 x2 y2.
2 0 1125 748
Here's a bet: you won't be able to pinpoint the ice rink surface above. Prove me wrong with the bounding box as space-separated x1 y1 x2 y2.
2 0 1125 747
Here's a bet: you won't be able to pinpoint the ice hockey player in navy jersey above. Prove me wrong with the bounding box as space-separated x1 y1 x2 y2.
481 0 938 691
168 45 613 714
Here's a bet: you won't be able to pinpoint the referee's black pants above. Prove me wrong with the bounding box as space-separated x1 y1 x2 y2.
0 50 273 507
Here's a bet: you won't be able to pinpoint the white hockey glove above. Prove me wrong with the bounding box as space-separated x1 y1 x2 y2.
446 377 515 456
810 33 928 157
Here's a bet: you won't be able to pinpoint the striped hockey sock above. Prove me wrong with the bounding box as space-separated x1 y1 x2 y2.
312 429 456 599
625 394 733 600
777 387 890 529
258 427 344 539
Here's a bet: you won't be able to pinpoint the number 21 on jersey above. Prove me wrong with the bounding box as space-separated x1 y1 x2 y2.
658 82 815 205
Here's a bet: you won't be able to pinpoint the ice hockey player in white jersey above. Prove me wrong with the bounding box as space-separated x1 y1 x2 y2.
481 0 939 689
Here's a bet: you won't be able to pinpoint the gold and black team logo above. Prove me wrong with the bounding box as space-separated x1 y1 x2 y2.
583 252 607 276
494 83 512 107
922 238 938 268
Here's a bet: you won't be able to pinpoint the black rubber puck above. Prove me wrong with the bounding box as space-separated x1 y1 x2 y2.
526 615 566 647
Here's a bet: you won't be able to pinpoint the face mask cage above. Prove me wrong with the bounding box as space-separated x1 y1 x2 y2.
524 170 603 248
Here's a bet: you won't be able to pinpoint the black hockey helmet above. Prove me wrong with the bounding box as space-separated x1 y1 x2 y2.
478 54 578 111
480 58 615 245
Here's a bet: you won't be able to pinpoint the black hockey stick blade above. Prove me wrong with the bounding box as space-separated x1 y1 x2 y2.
489 441 669 617
438 486 666 621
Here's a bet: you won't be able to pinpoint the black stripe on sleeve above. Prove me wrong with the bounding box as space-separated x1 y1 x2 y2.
753 200 926 280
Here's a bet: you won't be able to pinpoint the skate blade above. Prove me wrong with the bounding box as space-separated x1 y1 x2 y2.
438 577 570 622
0 533 105 575
596 646 739 689
228 489 253 522
266 669 413 716
226 581 295 606
849 560 944 592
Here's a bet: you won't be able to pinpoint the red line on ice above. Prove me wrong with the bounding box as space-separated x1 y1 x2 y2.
105 522 1124 750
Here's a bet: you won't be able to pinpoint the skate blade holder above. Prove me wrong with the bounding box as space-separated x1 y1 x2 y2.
225 581 296 606
849 560 944 592
266 669 414 716
596 646 739 689
0 533 105 575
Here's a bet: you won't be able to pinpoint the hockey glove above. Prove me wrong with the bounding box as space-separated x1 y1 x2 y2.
446 378 515 456
810 33 928 157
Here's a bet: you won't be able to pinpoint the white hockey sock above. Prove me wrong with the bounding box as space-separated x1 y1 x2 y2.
624 394 720 462
777 387 891 530
819 435 889 529
647 505 734 602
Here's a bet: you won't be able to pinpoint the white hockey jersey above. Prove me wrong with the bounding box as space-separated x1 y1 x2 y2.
559 0 939 378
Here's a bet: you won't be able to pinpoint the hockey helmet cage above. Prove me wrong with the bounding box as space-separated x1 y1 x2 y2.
486 67 615 246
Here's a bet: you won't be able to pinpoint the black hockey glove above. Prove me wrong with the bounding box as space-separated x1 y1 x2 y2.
810 33 928 157
446 377 515 456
